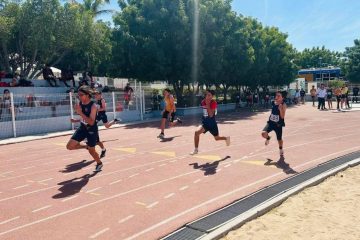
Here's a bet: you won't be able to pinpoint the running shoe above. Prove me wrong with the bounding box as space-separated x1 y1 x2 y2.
265 137 271 146
114 118 121 124
100 149 106 158
226 136 231 146
94 162 103 172
157 133 165 139
176 118 183 124
190 149 198 155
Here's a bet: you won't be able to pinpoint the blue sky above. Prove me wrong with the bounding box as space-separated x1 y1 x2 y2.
101 0 360 52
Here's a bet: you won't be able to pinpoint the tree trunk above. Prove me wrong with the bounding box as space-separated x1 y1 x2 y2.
172 81 184 107
223 85 229 104
1 40 11 72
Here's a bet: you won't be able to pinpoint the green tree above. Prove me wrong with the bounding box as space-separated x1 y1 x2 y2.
344 39 360 83
294 46 341 69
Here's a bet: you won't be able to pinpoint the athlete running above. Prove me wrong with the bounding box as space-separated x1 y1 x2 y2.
261 91 287 158
94 90 120 158
66 86 103 172
190 90 230 155
157 88 182 139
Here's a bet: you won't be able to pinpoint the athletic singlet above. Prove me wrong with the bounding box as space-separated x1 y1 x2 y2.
201 100 217 118
164 95 176 112
268 102 285 126
80 101 96 128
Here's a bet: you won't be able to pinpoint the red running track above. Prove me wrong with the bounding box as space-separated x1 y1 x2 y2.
0 105 359 240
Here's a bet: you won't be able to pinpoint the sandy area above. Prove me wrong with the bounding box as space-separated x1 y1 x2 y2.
221 165 360 240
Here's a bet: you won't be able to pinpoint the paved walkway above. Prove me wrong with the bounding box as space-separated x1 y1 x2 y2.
0 104 359 240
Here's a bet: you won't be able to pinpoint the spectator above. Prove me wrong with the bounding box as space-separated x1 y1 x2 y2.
293 89 300 104
18 75 34 87
310 85 317 107
0 89 12 121
334 87 342 111
317 84 327 110
9 76 18 87
60 66 75 87
326 87 333 109
124 83 134 110
340 84 348 109
353 86 359 103
300 88 306 104
42 64 58 87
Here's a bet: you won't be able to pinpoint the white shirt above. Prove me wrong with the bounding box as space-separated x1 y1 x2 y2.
317 88 327 98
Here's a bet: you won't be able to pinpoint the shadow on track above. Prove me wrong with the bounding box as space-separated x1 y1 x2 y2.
52 172 99 199
189 156 231 176
59 160 95 173
264 157 298 174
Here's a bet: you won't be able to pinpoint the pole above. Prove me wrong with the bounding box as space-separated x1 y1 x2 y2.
139 86 143 121
135 80 138 111
69 92 74 130
10 92 17 138
112 91 116 120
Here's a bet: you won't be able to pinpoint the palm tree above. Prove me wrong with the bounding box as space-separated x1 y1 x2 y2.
81 0 115 17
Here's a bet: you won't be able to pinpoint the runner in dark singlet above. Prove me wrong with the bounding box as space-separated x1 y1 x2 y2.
66 86 103 172
94 90 120 158
261 91 287 158
190 90 230 155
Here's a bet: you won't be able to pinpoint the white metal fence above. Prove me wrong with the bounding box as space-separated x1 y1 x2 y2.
0 86 149 139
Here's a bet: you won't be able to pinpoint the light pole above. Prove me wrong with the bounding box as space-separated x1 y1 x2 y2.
319 57 323 83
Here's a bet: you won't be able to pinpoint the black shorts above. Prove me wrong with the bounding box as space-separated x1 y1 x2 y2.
96 112 108 123
263 122 283 141
71 124 98 147
162 111 176 122
202 117 219 137
341 94 347 99
326 96 332 100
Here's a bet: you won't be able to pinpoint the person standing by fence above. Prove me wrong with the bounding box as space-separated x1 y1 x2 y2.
310 85 317 107
317 84 327 110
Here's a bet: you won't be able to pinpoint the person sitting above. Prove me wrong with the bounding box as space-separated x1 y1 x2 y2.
9 76 18 87
60 66 75 87
42 64 58 87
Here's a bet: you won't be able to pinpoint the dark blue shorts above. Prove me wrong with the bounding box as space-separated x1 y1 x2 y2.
96 112 108 123
202 117 219 137
263 122 283 140
71 124 99 147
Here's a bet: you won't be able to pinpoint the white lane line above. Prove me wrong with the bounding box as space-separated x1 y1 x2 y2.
118 215 134 224
0 216 20 225
89 228 110 239
22 166 35 170
164 193 175 199
193 179 201 184
38 178 53 183
61 195 78 202
13 184 29 190
1 146 359 237
129 173 139 178
159 164 167 167
224 164 231 168
109 179 122 185
217 169 222 172
169 160 177 163
146 201 159 209
32 205 52 213
2 171 14 175
145 168 155 172
179 186 189 191
86 187 102 194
